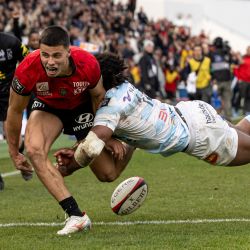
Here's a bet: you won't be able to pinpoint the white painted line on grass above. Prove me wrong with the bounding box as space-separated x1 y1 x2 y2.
1 170 20 178
1 218 250 228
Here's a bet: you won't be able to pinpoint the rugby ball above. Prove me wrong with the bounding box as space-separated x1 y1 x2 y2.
111 176 148 215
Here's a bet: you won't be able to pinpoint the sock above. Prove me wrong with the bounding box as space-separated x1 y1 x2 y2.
59 196 83 217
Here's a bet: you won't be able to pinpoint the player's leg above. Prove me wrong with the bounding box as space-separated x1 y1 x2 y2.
89 145 135 182
227 115 250 165
25 110 70 200
234 115 250 135
25 110 91 235
228 129 250 166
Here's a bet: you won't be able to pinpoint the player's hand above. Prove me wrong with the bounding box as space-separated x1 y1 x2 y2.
54 148 81 177
12 153 33 175
54 148 74 167
105 138 127 160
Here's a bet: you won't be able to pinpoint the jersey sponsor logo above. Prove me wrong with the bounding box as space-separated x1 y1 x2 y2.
0 49 6 61
36 82 51 96
159 109 168 122
6 49 13 60
204 152 218 165
73 121 93 132
73 113 94 131
12 77 25 93
59 88 67 96
75 113 94 124
123 92 131 102
198 102 216 124
123 86 136 102
73 81 90 95
32 100 45 109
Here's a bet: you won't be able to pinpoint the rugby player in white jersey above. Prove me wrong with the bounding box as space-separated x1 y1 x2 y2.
55 52 250 177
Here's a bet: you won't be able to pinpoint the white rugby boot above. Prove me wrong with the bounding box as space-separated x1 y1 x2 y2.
57 212 91 235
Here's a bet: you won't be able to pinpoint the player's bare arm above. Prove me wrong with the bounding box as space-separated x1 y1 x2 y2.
6 89 33 173
74 126 113 167
55 125 132 177
89 76 105 113
55 126 113 173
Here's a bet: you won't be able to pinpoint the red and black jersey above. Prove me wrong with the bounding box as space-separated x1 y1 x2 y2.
12 46 101 110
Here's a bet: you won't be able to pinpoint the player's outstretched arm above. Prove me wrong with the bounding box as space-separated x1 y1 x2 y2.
6 89 32 174
55 125 131 180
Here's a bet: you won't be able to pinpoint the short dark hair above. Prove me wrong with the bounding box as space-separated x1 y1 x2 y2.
28 29 39 38
40 26 70 47
95 52 128 90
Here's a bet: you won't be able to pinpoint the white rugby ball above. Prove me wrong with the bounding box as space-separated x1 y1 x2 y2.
111 176 148 215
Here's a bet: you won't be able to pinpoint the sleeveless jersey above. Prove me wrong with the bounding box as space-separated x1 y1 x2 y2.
12 46 100 110
95 82 190 156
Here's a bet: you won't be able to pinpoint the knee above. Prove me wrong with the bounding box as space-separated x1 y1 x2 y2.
25 143 45 165
95 171 119 182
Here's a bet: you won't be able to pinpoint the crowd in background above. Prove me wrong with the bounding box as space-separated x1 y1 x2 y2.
1 0 250 121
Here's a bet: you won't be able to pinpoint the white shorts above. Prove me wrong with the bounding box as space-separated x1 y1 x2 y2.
176 100 238 166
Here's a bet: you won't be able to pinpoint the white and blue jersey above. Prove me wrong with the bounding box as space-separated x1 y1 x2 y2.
94 82 190 156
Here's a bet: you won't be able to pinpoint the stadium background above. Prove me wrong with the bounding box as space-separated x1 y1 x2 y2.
1 0 249 124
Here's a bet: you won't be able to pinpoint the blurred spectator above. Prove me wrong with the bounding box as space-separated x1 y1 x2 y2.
127 0 137 16
211 83 222 114
127 58 141 85
234 46 250 115
0 0 244 118
201 42 211 58
122 39 135 60
210 37 233 120
26 29 40 52
164 64 180 103
184 44 212 103
138 39 160 98
137 7 148 26
154 48 166 99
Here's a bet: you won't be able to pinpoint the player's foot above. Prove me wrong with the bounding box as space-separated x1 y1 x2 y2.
57 212 91 235
0 174 4 191
21 171 33 181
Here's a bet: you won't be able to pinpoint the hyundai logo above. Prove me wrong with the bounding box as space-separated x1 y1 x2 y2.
75 113 94 124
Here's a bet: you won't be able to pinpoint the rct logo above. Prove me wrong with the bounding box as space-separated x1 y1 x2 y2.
75 113 94 124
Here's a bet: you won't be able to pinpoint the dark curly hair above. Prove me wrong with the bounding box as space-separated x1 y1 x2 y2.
95 52 129 91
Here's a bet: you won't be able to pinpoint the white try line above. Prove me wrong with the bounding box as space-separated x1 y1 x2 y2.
1 170 21 178
1 218 250 228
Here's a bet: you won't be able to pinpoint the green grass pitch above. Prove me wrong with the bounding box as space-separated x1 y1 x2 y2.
1 135 250 249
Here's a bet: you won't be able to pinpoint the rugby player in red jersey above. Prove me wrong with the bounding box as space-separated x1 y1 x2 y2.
6 26 128 235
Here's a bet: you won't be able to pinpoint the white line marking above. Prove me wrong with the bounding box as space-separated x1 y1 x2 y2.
2 170 20 178
1 218 250 228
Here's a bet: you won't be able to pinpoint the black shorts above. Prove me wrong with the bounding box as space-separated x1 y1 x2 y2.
30 98 94 140
0 94 9 121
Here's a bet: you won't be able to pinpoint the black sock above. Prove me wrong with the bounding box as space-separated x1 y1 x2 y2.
0 174 4 190
59 196 83 217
